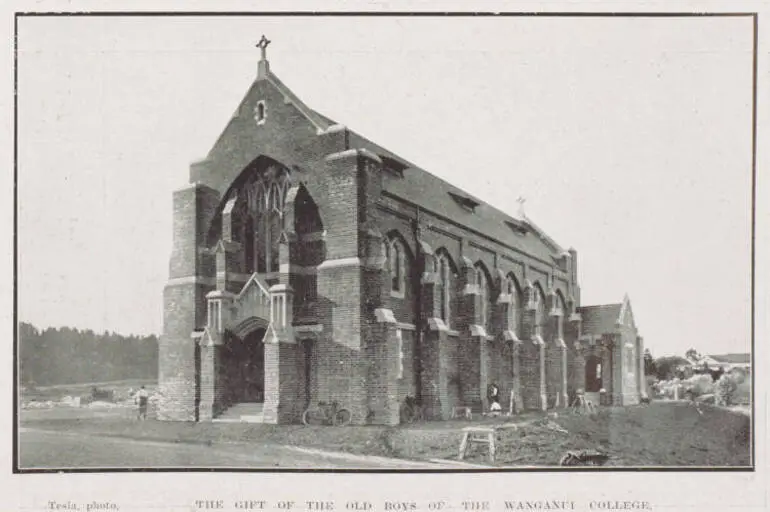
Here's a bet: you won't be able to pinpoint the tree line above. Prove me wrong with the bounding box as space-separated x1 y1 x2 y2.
18 322 158 387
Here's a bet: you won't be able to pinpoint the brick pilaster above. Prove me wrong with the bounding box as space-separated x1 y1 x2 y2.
263 284 301 424
421 326 450 420
159 183 220 422
602 337 616 405
367 308 401 426
420 259 454 419
197 339 220 421
520 286 546 411
509 338 524 413
638 336 647 399
263 337 301 424
496 291 520 412
458 258 484 412
568 342 586 403
545 309 568 409
312 149 380 425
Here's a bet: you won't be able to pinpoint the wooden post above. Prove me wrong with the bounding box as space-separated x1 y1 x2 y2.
458 432 470 460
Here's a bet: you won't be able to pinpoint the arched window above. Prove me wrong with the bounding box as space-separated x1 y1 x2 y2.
381 239 390 268
255 101 267 124
555 291 566 339
243 167 289 274
534 284 546 338
506 275 520 336
389 239 404 294
436 251 453 327
384 237 407 297
474 264 491 329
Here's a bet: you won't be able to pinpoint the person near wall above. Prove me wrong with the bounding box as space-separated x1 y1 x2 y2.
135 386 149 420
488 383 502 414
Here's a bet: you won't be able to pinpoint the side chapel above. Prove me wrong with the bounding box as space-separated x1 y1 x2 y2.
157 38 647 424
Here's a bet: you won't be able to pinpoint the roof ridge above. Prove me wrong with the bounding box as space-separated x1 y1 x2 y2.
306 106 550 245
266 72 330 133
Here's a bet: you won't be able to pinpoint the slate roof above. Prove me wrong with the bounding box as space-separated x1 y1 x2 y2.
578 304 622 335
309 116 565 263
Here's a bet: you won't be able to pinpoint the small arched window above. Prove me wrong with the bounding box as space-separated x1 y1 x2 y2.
475 264 491 329
390 240 403 293
506 275 520 336
534 285 546 337
381 240 390 268
437 252 452 327
255 101 267 124
555 292 566 339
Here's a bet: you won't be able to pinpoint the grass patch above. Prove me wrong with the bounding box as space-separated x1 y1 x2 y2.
21 401 750 467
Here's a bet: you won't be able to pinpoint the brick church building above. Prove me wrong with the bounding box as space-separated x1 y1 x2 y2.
158 40 646 425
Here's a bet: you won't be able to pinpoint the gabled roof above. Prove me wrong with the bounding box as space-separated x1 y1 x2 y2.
210 62 568 264
578 304 622 336
709 353 750 365
579 295 636 335
338 113 566 263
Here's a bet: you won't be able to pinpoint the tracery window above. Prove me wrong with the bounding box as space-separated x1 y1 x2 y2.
243 167 290 274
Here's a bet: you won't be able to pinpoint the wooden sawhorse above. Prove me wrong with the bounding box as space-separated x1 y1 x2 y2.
458 426 496 463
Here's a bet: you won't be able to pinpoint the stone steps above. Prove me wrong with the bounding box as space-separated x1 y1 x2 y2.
213 402 265 423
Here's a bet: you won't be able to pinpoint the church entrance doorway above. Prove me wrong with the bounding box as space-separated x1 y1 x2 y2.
585 355 602 393
584 355 603 405
223 328 266 405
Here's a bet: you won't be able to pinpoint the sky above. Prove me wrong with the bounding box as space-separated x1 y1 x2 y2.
16 15 754 357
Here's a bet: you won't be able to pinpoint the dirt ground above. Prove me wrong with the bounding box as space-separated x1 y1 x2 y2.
20 400 751 468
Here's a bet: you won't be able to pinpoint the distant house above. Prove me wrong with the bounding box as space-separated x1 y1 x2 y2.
708 353 751 371
686 353 750 374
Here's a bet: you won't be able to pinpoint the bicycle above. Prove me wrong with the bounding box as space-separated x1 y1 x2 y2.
301 400 352 426
399 395 424 424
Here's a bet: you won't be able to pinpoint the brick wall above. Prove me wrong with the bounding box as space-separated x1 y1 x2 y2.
398 329 417 403
263 339 303 424
166 67 598 424
519 297 546 411
159 183 220 422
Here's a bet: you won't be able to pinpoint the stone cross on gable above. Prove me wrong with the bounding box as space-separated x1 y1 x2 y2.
256 35 271 61
516 196 526 217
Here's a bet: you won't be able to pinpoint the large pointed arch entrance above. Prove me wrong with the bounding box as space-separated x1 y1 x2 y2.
198 154 326 424
213 318 269 422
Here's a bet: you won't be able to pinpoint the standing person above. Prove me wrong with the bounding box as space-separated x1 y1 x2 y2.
488 383 502 414
135 386 149 420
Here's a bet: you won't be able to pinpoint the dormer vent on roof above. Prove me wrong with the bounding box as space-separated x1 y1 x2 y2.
448 191 480 213
379 155 407 177
504 219 528 236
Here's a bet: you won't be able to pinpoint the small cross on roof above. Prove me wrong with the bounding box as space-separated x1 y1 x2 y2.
256 35 271 60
